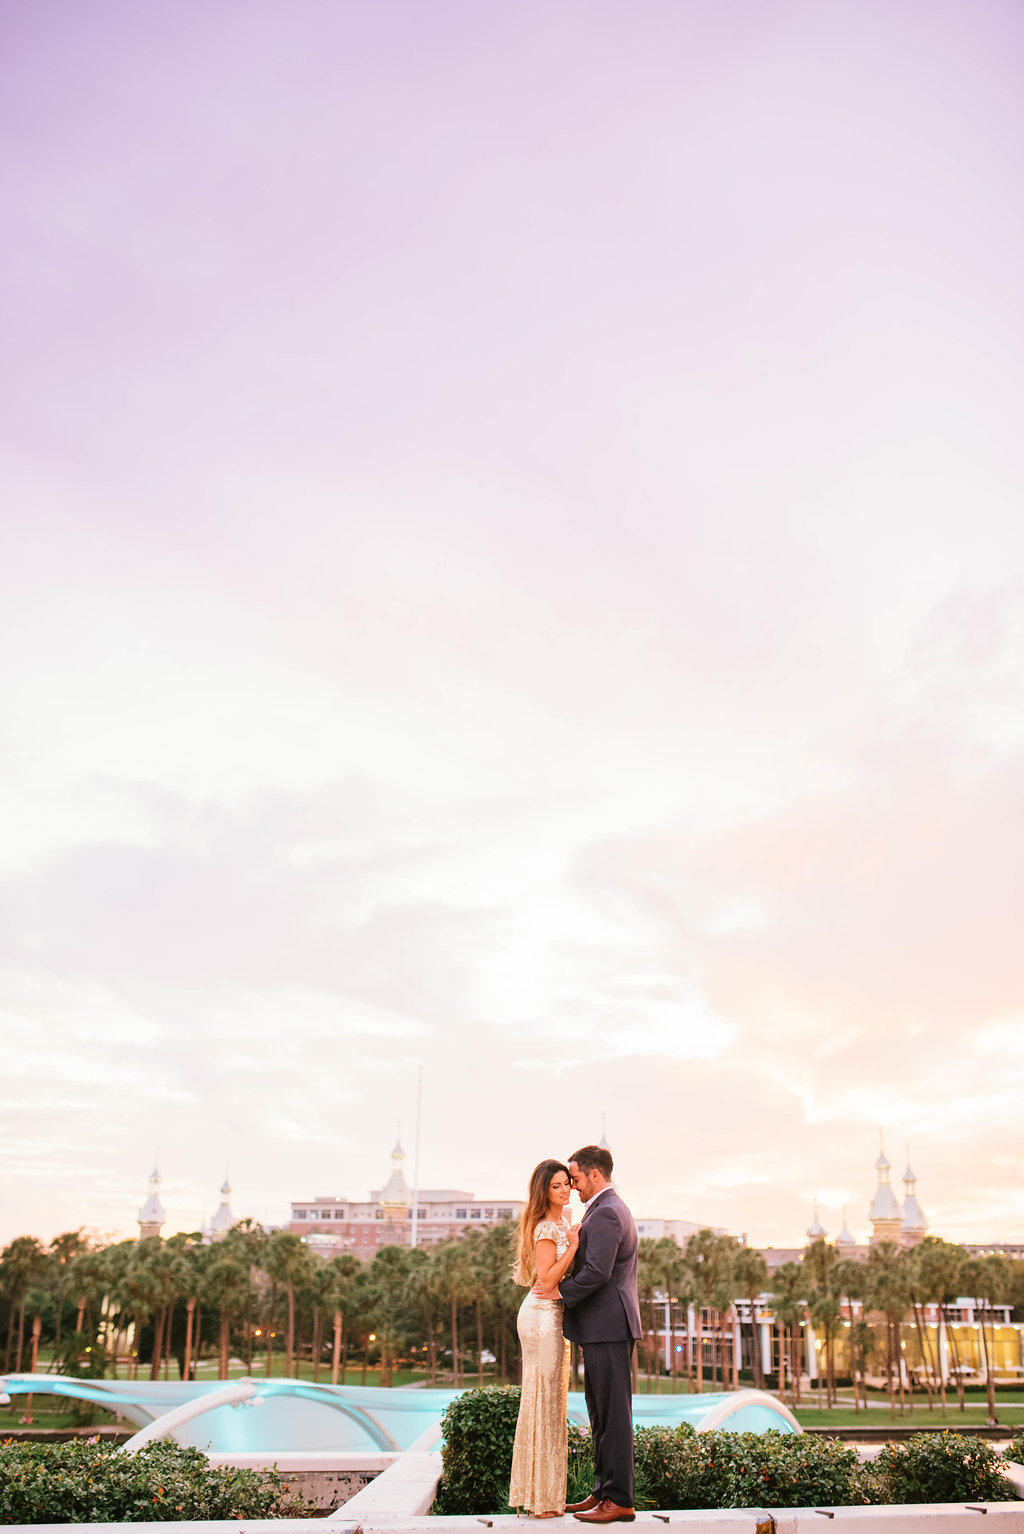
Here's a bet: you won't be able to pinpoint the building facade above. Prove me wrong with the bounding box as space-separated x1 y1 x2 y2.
288 1139 524 1254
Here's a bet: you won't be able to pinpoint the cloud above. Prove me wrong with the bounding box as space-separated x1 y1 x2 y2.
3 1 1024 1249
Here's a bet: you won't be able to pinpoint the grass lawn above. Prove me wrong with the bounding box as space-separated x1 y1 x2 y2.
0 1402 130 1433
795 1404 1024 1429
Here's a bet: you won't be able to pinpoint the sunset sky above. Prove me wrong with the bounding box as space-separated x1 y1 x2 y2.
3 0 1023 1252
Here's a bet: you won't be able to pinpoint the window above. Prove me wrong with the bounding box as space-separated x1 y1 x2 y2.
294 1210 306 1220
497 1208 512 1219
334 1210 345 1219
375 1209 384 1220
484 1208 494 1218
417 1208 426 1219
456 1209 467 1219
310 1211 319 1220
470 1209 481 1219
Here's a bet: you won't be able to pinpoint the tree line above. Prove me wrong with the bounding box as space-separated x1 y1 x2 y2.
637 1230 1024 1419
3 1223 1022 1416
0 1221 525 1388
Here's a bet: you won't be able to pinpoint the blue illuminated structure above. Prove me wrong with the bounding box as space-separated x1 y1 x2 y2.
0 1375 799 1453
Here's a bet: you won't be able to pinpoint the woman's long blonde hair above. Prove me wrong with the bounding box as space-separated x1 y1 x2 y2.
512 1159 570 1285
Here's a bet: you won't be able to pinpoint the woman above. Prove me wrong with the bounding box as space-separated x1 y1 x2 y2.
509 1159 580 1518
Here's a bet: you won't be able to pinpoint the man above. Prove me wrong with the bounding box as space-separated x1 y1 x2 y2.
534 1144 640 1524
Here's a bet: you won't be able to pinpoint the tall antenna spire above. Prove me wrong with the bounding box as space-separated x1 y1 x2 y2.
410 1066 423 1249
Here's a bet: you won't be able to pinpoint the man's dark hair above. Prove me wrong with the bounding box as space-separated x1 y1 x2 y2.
569 1144 613 1179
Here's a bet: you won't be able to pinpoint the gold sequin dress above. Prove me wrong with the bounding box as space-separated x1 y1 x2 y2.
509 1218 572 1515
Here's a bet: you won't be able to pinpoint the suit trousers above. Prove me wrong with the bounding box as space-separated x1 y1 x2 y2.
581 1339 635 1507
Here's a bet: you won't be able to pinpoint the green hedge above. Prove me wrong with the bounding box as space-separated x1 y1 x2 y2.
0 1438 285 1524
870 1434 1017 1505
434 1386 522 1514
634 1425 868 1510
1004 1432 1024 1465
435 1390 1019 1515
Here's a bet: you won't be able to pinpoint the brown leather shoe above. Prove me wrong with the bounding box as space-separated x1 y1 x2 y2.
566 1496 602 1513
574 1501 636 1524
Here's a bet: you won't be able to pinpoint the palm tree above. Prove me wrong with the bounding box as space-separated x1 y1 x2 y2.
369 1244 413 1385
220 1219 267 1374
849 1318 877 1408
2 1236 49 1372
637 1239 663 1388
305 1260 332 1383
164 1234 208 1380
129 1240 188 1381
433 1238 475 1386
403 1248 439 1382
904 1242 943 1412
961 1254 1009 1426
710 1246 738 1389
87 1241 134 1376
263 1230 313 1376
321 1253 360 1384
834 1257 869 1410
360 1266 383 1384
733 1246 769 1390
804 1239 843 1406
49 1231 88 1356
651 1237 690 1393
865 1242 912 1418
120 1238 163 1380
686 1230 735 1391
465 1228 496 1386
911 1237 968 1412
478 1221 521 1384
203 1256 251 1379
770 1261 805 1404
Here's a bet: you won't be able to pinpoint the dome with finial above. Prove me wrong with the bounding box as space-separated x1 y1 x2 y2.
380 1132 410 1209
806 1201 826 1240
209 1170 235 1240
869 1133 903 1236
901 1154 928 1241
837 1207 856 1251
138 1164 166 1238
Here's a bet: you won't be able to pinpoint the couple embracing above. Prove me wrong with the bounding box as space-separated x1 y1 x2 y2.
509 1145 641 1524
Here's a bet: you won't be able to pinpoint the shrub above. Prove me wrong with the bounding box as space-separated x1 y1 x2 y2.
434 1393 871 1516
1005 1432 1024 1465
871 1433 1017 1505
0 1438 284 1524
435 1390 1019 1516
636 1427 868 1511
433 1386 523 1515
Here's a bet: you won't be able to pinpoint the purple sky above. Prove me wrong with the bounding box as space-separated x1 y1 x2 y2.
2 1 1024 1248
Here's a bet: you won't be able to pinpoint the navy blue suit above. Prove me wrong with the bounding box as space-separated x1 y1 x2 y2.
559 1188 640 1507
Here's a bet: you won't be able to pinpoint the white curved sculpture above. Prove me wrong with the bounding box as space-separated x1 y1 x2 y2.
122 1379 262 1450
0 1374 800 1454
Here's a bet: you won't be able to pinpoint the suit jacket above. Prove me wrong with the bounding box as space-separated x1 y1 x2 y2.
558 1187 641 1344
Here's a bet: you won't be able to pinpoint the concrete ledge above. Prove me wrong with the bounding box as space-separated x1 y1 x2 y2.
336 1510 1024 1534
336 1451 443 1521
5 1504 1024 1534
